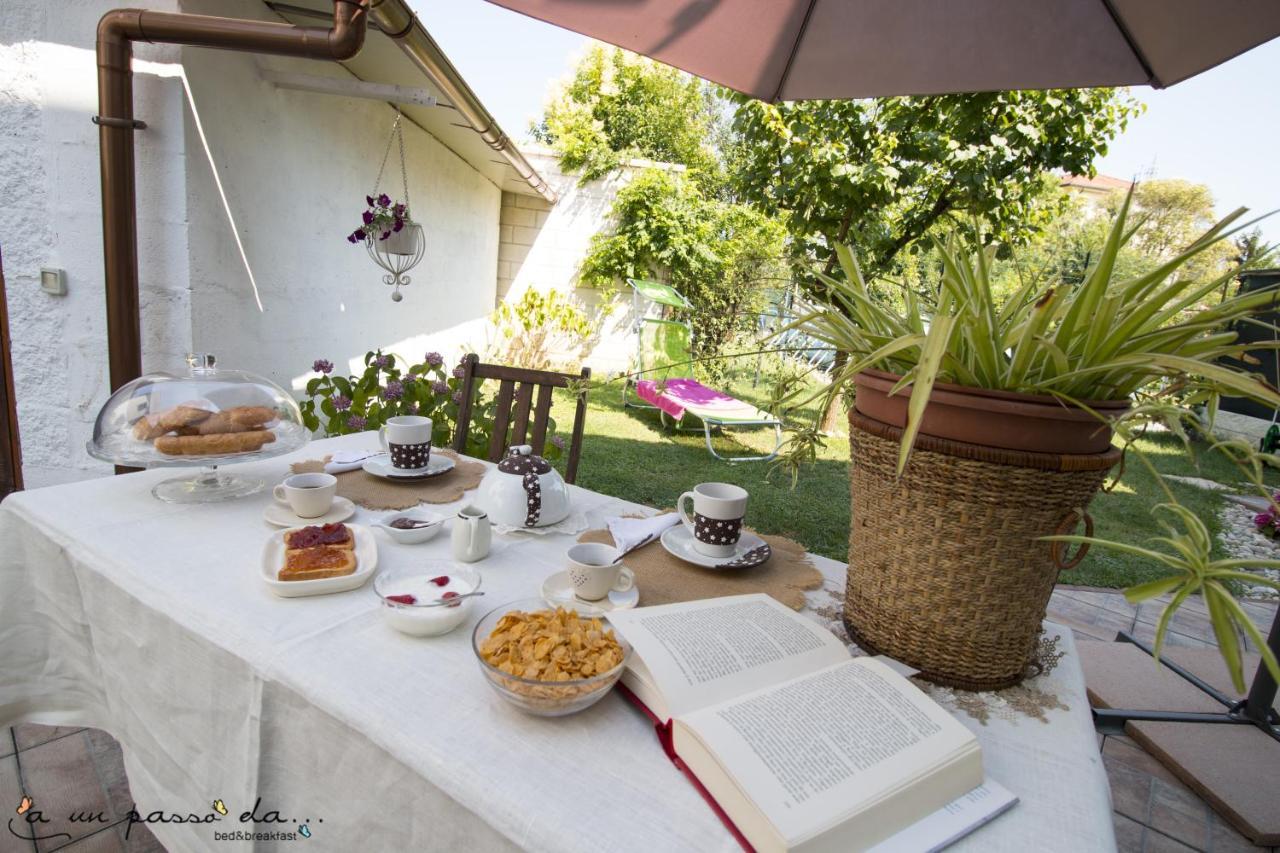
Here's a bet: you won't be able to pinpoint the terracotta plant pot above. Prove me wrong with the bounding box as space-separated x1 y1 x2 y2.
853 368 1129 455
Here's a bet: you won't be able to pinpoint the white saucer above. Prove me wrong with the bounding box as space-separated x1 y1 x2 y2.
264 496 356 528
541 570 639 615
362 454 455 481
660 525 771 570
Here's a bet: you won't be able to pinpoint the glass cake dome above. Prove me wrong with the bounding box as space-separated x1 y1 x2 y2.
88 353 310 502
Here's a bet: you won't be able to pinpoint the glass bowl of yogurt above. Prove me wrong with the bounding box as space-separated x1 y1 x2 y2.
374 563 481 637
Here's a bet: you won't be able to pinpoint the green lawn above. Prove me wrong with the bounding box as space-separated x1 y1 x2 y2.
551 375 1280 588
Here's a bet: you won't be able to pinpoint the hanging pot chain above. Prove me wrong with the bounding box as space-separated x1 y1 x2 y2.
397 109 410 214
371 109 411 215
366 108 423 302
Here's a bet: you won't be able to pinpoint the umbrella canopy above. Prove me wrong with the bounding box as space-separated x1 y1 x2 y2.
485 0 1280 100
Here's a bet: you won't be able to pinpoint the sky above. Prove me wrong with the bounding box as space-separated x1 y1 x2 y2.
418 1 1280 242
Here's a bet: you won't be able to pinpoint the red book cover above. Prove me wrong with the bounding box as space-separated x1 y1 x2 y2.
616 683 756 853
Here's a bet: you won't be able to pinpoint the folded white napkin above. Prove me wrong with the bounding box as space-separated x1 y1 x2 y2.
324 449 385 474
607 512 679 554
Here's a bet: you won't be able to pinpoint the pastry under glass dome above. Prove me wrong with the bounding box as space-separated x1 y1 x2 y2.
88 353 310 503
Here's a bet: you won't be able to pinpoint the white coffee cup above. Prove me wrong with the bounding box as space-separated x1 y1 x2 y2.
380 415 433 470
566 543 635 601
677 482 749 557
273 472 337 519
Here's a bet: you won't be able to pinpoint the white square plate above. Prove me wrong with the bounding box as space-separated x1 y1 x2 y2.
260 523 378 598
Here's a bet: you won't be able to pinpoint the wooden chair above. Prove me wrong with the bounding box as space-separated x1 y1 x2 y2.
451 354 591 484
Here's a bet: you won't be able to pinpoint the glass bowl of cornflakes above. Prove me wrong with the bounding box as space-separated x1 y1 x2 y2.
472 599 632 717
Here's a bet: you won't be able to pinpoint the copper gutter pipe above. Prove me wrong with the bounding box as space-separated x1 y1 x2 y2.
366 0 558 204
96 0 369 393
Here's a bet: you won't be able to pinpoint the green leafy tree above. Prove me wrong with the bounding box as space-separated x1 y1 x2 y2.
580 168 786 379
728 90 1142 275
1125 179 1221 258
532 45 722 185
730 89 1140 429
983 179 1263 314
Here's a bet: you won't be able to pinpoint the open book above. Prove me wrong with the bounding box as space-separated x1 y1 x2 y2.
607 595 992 853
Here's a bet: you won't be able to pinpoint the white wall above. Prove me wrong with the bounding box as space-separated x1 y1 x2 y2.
1 0 503 488
498 147 686 374
181 0 501 394
1 0 189 488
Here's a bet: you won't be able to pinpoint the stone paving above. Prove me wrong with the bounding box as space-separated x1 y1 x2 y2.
2 585 1275 852
0 726 162 853
1048 584 1279 853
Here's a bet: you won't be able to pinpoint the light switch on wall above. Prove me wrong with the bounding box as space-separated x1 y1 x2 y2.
40 267 66 296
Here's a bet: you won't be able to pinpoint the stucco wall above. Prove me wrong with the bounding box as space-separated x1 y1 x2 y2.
0 0 189 488
1 0 503 487
181 0 501 398
499 147 688 374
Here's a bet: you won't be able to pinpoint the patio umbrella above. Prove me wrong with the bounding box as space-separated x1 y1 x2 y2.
483 0 1280 99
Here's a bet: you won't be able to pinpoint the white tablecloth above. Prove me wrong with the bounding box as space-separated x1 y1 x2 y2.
0 433 1115 852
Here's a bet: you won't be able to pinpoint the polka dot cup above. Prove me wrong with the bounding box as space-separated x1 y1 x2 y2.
379 415 433 470
677 482 749 557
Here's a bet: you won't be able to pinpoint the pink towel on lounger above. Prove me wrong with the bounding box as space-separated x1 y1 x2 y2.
635 378 755 421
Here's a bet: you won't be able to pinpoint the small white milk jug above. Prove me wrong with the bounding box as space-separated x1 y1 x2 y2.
452 504 491 563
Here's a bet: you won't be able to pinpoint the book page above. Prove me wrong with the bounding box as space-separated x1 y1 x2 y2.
607 595 850 718
676 658 980 847
866 779 1017 853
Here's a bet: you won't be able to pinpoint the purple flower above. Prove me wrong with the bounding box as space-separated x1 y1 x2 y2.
405 373 419 385
452 365 466 379
392 219 404 233
376 354 393 369
346 415 367 431
378 193 391 207
366 194 375 206
380 230 391 241
333 394 351 411
362 210 374 225
394 203 406 217
347 231 361 244
1255 512 1274 527
451 391 463 405
432 380 448 395
408 402 419 414
424 351 443 367
312 359 333 375
382 381 404 401
550 435 565 450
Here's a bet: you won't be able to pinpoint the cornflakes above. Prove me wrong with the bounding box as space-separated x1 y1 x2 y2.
480 608 624 682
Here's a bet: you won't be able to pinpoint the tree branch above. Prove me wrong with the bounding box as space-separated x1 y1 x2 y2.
873 180 957 273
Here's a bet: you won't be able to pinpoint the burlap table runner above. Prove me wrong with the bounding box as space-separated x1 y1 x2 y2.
577 523 822 610
290 450 486 510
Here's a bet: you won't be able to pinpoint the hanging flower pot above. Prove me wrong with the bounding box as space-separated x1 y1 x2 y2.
379 223 420 256
345 110 426 301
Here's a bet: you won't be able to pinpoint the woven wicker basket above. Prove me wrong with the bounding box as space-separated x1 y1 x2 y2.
845 412 1121 690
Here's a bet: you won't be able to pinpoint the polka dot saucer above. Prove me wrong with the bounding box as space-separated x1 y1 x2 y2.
660 525 771 570
362 454 455 481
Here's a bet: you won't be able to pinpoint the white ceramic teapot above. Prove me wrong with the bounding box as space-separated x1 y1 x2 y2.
476 445 571 528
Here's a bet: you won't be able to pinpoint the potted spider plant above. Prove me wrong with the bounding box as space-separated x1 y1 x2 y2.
785 189 1280 689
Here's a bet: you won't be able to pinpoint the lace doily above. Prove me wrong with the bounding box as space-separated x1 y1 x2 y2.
804 586 1071 725
494 510 591 537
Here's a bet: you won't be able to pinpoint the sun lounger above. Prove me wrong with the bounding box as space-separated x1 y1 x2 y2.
635 378 783 462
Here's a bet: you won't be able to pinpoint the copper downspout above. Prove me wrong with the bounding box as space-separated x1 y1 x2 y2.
96 0 369 393
367 0 558 203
